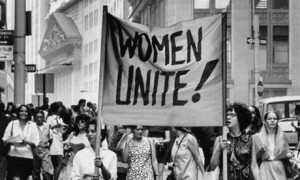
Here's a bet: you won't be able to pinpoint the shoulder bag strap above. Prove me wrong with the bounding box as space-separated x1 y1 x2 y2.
11 121 14 137
173 134 188 162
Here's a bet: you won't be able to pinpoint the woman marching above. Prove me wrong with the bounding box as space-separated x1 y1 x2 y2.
171 127 205 180
210 102 253 180
2 105 40 180
122 125 159 180
251 111 291 180
246 105 263 135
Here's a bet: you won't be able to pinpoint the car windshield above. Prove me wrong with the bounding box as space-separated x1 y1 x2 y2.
267 101 300 119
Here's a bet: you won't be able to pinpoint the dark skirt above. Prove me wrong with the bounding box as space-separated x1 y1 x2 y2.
156 144 169 164
7 156 33 180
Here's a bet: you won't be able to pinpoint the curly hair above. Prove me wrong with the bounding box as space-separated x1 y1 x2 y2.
227 102 252 132
16 104 32 121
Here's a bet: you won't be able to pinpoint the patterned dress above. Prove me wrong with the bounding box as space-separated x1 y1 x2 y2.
127 138 154 180
219 132 253 180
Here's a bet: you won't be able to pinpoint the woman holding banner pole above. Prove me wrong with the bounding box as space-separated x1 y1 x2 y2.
210 102 252 180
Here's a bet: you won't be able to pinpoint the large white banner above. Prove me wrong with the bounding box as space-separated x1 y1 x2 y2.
102 13 223 126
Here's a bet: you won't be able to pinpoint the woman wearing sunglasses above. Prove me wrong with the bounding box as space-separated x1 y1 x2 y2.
3 104 40 180
61 114 91 180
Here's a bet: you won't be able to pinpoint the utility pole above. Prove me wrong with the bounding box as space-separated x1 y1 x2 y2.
14 0 26 104
253 14 261 106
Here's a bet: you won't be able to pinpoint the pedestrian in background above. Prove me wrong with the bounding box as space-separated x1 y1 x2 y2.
251 111 290 180
32 109 53 180
77 99 86 115
4 102 16 119
145 126 171 180
47 102 67 180
109 125 131 180
171 127 205 180
3 105 40 180
60 114 90 180
123 125 159 180
71 119 117 180
246 105 263 135
210 102 252 180
0 102 10 180
86 102 96 117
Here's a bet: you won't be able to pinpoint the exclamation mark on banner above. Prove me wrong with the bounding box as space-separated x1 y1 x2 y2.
192 59 219 103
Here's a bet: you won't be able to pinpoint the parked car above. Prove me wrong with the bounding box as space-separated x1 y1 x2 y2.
258 96 300 149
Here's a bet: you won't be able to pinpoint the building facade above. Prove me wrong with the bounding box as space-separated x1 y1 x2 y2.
127 0 299 105
36 0 109 107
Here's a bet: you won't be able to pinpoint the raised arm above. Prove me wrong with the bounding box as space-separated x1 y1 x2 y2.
161 130 171 144
122 135 132 163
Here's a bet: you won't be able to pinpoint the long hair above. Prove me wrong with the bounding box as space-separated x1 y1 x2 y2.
73 114 90 136
261 111 289 154
48 102 62 116
249 105 263 132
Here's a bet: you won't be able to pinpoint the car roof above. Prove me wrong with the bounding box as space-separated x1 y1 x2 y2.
259 96 300 104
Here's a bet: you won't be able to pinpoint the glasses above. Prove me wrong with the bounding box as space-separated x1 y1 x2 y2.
250 111 256 115
227 112 237 117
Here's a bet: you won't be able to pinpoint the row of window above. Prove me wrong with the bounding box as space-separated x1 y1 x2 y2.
84 39 99 57
84 0 94 7
84 61 98 79
194 0 230 9
84 80 98 94
84 9 99 32
194 0 288 9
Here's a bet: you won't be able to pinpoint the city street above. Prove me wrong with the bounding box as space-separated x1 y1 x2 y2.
0 0 298 180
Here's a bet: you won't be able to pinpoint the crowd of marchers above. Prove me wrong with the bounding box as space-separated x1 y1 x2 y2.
0 99 300 180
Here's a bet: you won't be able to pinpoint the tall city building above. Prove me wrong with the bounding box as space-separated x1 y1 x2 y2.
127 0 297 105
2 1 50 105
35 0 108 107
26 0 50 106
0 0 16 103
108 0 130 19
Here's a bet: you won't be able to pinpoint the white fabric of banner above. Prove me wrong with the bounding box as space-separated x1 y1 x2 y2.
103 13 223 126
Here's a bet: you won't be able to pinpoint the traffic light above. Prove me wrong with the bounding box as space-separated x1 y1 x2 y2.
0 0 6 29
0 61 4 71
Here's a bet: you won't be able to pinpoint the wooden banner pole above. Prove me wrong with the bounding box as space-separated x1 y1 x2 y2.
94 5 108 178
221 12 228 180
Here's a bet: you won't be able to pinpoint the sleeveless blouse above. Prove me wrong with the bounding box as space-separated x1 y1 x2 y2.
127 138 154 180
